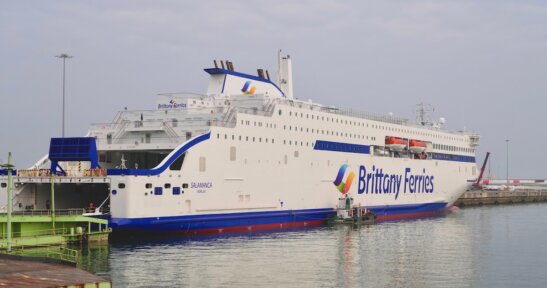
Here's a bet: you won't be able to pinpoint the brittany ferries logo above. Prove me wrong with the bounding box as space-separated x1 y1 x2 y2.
333 164 435 200
157 99 187 109
333 164 355 195
241 81 256 95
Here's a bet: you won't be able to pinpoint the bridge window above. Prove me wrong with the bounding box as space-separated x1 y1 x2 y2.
164 183 171 189
145 183 152 188
118 183 126 189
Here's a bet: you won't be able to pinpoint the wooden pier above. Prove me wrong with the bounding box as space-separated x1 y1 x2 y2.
455 189 547 207
0 256 111 287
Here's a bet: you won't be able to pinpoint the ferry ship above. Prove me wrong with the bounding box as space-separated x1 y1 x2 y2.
0 54 480 234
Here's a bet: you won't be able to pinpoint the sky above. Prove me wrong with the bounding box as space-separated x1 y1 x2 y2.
1 0 546 179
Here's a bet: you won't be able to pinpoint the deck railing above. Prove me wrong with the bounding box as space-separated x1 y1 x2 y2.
0 228 68 239
7 244 79 264
16 168 107 178
2 208 87 217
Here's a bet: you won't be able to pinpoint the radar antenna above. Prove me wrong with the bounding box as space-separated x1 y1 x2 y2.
416 103 435 126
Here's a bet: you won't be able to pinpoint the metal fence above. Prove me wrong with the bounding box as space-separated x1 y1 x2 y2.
0 228 67 239
8 244 79 264
3 208 87 217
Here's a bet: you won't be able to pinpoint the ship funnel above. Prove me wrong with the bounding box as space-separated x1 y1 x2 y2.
278 53 294 99
257 69 265 79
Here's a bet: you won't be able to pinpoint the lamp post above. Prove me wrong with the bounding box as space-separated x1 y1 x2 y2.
56 53 73 138
505 139 510 186
1 152 15 252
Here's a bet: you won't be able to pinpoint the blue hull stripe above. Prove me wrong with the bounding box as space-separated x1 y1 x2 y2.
107 132 211 176
367 202 447 216
111 208 334 231
110 202 448 231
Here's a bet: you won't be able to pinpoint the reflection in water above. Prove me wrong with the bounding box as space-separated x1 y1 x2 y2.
74 243 110 277
77 204 547 287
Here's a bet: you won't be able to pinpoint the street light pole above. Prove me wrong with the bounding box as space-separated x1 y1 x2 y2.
56 53 73 138
1 153 15 252
506 139 510 186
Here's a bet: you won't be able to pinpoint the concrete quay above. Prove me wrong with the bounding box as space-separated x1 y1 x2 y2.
455 189 547 207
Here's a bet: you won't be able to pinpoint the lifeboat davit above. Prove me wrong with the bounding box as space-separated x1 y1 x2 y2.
385 137 406 152
409 139 427 154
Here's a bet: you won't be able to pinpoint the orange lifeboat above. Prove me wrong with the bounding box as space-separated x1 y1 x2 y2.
385 137 406 152
409 139 427 154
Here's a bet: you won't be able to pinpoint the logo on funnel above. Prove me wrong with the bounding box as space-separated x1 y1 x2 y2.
242 81 256 95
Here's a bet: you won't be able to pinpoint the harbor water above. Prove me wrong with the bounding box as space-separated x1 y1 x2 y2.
79 204 547 287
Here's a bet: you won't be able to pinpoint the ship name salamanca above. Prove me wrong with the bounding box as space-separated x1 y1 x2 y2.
357 166 434 200
190 182 213 189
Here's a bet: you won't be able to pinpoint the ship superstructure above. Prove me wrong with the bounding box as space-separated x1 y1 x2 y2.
0 55 480 234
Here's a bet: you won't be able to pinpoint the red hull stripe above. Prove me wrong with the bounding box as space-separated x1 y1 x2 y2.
175 210 447 235
177 220 325 235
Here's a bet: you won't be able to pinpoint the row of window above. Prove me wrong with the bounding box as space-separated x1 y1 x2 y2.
433 143 474 154
216 132 476 160
276 108 467 142
116 182 188 196
217 133 276 144
217 133 377 144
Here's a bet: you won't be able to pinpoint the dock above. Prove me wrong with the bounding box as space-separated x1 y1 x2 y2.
455 189 547 207
0 209 110 250
0 255 111 287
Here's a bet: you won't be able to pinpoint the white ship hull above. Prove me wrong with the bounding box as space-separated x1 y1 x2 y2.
1 56 479 234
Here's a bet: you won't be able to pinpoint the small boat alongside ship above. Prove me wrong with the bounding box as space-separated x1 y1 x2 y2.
329 195 376 225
